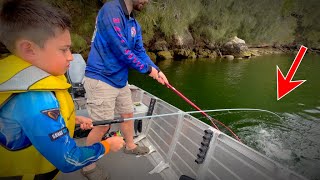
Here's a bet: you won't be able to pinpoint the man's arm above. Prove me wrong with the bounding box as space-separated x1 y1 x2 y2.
97 9 153 74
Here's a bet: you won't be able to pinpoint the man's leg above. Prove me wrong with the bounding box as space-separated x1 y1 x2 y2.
120 113 149 155
116 84 149 154
120 113 136 150
82 126 110 171
82 77 117 172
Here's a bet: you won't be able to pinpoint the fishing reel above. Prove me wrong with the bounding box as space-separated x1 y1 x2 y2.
102 130 122 140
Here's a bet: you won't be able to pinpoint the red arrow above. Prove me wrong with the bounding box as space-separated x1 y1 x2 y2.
277 46 307 100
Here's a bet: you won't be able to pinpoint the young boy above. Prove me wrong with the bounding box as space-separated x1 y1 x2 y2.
0 1 124 179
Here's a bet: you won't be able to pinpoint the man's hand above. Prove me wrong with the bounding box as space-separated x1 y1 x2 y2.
157 71 168 85
148 67 169 85
104 136 125 152
75 116 93 130
148 67 158 79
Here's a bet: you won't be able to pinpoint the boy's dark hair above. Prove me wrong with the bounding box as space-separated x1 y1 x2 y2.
0 0 71 52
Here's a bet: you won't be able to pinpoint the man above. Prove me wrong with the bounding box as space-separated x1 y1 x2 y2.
82 0 169 179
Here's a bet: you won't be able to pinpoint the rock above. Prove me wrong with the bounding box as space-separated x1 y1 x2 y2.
173 49 196 59
188 51 197 59
195 48 217 59
272 43 282 49
249 47 284 55
174 34 183 47
240 51 252 58
147 52 157 63
225 36 246 45
157 51 173 60
173 29 194 48
249 49 260 56
173 49 186 59
194 41 206 48
222 36 250 58
197 48 210 57
205 43 216 50
169 50 174 57
208 51 218 59
150 40 168 51
224 55 234 60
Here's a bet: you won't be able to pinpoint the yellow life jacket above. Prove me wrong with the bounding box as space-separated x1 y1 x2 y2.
0 55 76 179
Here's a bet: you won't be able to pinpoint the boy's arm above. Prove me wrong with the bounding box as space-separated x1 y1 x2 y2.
8 92 109 173
97 10 153 74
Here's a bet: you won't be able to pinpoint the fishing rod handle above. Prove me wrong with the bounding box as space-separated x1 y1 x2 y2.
75 117 124 130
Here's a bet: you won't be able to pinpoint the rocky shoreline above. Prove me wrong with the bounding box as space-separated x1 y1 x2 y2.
144 36 316 63
1 37 318 61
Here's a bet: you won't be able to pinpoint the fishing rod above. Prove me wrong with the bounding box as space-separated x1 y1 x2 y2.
165 83 220 130
75 108 280 141
165 83 242 142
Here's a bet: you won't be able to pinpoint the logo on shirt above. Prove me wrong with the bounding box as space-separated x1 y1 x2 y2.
113 18 120 24
131 27 136 37
49 127 68 141
91 26 97 43
41 108 60 121
91 17 98 42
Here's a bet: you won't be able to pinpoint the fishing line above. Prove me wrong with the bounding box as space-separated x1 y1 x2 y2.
76 108 280 142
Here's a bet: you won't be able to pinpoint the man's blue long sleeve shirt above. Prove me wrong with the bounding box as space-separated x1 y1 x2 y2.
85 0 159 88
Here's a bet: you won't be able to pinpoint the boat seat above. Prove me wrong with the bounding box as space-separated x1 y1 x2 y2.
66 54 86 109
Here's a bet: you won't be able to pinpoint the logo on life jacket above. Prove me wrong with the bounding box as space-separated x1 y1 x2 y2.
49 127 68 141
42 108 60 121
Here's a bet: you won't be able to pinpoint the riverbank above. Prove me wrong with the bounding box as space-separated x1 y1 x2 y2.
144 37 319 63
0 44 318 61
12 0 314 63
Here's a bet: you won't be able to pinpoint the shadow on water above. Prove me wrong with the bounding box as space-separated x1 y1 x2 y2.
129 55 320 180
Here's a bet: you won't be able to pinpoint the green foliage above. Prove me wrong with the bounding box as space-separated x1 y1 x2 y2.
136 2 159 43
191 0 296 44
71 33 88 53
290 0 320 48
281 0 295 16
137 0 201 40
47 0 319 48
49 0 98 40
137 0 317 47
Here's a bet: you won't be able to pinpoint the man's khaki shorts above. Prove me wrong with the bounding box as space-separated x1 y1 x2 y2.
83 77 133 121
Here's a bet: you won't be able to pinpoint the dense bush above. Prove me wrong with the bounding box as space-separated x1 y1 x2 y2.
49 0 320 49
71 33 88 53
137 0 318 48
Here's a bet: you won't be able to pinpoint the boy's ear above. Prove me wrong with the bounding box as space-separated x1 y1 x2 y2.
16 39 38 60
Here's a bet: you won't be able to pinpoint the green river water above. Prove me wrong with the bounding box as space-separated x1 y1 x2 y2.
129 54 320 180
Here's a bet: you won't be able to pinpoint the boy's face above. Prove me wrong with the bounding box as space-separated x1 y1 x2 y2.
35 29 73 76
